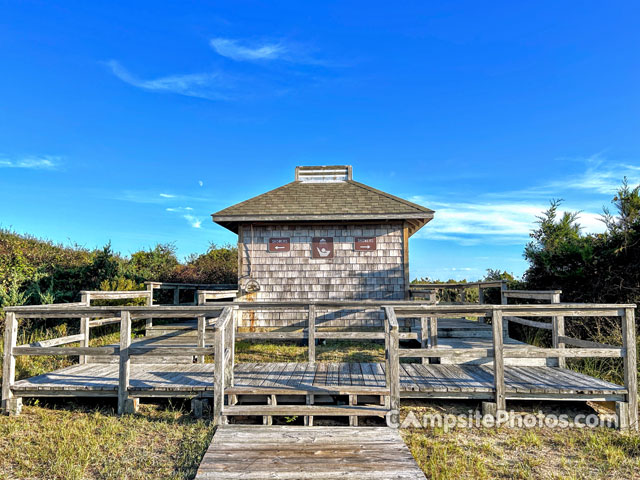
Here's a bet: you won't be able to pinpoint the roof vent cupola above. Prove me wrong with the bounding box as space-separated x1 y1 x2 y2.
295 165 352 183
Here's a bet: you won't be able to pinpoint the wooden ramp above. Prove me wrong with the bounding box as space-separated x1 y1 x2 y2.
195 425 425 480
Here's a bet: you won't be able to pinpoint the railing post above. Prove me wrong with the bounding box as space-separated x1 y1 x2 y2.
384 307 400 428
500 282 509 339
80 292 90 365
197 315 206 363
2 312 20 416
173 287 180 306
478 286 486 324
196 290 206 306
146 283 154 330
622 307 638 431
118 310 134 414
428 316 438 364
551 293 565 368
308 304 316 363
420 316 428 365
224 311 234 388
230 307 237 386
491 308 506 413
213 318 226 425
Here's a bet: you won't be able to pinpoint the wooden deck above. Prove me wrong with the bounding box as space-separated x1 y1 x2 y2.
12 362 626 401
195 425 426 479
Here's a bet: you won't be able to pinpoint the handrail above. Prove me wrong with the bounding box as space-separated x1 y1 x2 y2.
385 303 637 430
410 281 505 289
145 281 237 289
80 290 151 300
212 306 235 332
502 290 561 300
16 333 86 349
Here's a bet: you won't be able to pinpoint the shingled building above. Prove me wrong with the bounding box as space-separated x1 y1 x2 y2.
212 165 434 326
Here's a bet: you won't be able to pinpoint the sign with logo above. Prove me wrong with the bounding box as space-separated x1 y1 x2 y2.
268 237 290 253
354 236 376 251
312 237 334 259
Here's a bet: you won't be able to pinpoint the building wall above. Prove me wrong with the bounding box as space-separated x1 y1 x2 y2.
237 223 406 327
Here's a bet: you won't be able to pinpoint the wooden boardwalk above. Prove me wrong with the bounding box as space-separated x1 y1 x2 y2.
12 362 626 401
195 425 426 479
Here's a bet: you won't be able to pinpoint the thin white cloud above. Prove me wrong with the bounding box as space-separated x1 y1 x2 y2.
0 155 61 170
553 156 640 194
198 180 204 187
159 193 176 198
183 214 202 229
209 37 329 66
210 38 285 62
166 206 193 212
105 60 229 100
410 197 605 245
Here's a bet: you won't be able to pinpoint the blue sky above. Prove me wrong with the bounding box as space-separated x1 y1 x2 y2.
1 1 639 281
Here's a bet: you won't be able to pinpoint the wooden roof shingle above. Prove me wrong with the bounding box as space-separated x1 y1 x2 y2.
212 168 434 236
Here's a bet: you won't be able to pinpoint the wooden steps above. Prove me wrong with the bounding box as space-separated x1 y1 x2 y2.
195 426 426 479
223 404 388 417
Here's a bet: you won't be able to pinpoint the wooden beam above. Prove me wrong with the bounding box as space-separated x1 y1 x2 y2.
622 307 638 430
118 311 132 415
308 304 316 363
1 312 17 415
492 309 506 412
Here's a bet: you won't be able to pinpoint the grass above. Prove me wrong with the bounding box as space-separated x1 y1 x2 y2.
400 402 640 480
0 402 214 480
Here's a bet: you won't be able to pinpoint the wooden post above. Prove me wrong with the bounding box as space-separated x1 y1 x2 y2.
491 308 506 413
349 394 358 426
500 282 509 339
197 315 206 363
622 307 638 431
224 316 234 388
551 293 565 368
230 307 237 386
384 307 400 428
305 394 314 426
146 283 154 330
2 312 19 416
196 290 206 306
460 288 466 304
429 316 438 364
79 292 90 365
420 316 428 365
308 304 316 363
173 287 180 306
118 310 134 414
478 287 486 324
213 323 226 425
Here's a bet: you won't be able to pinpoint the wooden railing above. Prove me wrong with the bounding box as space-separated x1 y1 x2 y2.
500 288 563 361
410 280 506 303
388 303 638 430
3 299 637 430
229 300 438 362
1 304 235 424
146 282 237 306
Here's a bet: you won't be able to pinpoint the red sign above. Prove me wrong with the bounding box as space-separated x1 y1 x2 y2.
312 237 334 259
268 237 290 253
355 236 376 251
